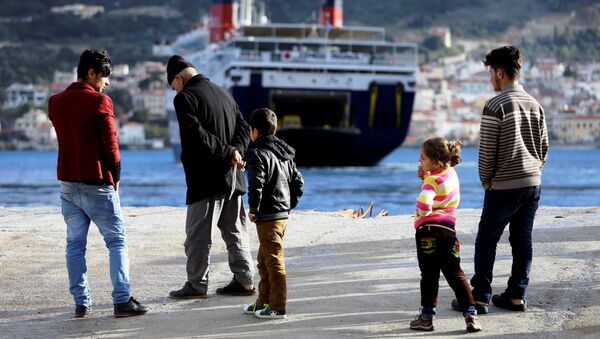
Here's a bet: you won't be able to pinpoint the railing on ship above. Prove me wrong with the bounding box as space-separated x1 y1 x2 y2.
206 42 418 69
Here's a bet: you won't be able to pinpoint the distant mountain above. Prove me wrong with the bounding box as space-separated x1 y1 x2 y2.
0 0 599 87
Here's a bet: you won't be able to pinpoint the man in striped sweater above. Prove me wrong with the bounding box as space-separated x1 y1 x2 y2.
464 46 549 313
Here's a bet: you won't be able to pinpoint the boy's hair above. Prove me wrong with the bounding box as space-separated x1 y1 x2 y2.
483 45 522 80
422 137 462 167
77 49 112 80
250 108 277 136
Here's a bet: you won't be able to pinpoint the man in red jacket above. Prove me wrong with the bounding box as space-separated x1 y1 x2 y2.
48 49 146 319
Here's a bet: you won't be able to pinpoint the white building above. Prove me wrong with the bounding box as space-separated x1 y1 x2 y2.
53 69 77 83
119 122 146 148
51 4 104 19
4 83 48 108
551 114 600 144
51 69 77 95
530 59 565 80
134 89 167 119
130 62 166 82
14 109 56 145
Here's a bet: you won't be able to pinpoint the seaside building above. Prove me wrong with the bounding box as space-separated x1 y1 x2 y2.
550 114 600 145
529 58 565 80
134 89 168 120
118 122 146 148
4 83 48 109
13 108 56 147
109 64 131 89
50 4 104 19
130 62 166 81
50 69 77 95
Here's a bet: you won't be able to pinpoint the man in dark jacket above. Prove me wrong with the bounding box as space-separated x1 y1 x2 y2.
243 108 304 319
167 55 255 298
49 49 146 318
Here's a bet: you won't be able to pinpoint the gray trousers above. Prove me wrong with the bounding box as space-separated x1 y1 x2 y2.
185 194 254 293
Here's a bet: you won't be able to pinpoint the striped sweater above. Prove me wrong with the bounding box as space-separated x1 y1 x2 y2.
414 167 460 229
479 84 549 190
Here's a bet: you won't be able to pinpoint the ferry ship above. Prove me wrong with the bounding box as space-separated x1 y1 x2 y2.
159 0 418 166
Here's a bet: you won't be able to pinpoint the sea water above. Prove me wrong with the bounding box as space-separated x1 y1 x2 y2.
0 147 598 215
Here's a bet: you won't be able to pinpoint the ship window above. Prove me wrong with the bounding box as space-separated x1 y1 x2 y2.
258 42 276 52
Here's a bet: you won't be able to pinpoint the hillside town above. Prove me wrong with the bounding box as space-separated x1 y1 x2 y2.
0 61 168 150
407 54 600 146
0 2 598 151
1 53 598 151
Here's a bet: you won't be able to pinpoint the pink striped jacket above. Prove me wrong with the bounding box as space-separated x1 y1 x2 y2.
414 166 460 229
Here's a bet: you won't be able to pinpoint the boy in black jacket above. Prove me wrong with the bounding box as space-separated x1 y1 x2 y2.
243 108 304 319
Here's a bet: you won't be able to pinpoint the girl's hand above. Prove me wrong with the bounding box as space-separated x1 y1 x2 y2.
417 165 425 179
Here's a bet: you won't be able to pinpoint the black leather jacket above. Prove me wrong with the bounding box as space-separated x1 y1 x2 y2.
246 135 304 221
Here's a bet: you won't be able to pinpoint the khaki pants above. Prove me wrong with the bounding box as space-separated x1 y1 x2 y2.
184 194 254 293
255 219 287 312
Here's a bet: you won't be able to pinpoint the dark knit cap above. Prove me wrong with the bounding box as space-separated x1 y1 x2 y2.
167 55 195 85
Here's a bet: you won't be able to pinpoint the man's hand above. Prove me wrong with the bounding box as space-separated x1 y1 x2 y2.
114 180 120 192
231 148 246 169
248 213 257 222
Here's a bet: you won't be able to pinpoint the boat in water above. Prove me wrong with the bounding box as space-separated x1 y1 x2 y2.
159 0 418 166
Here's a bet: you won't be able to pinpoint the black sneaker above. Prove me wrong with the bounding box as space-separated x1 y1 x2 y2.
492 293 526 311
216 278 255 296
74 305 91 319
451 299 489 314
169 282 208 299
255 305 286 319
243 302 262 314
113 297 147 318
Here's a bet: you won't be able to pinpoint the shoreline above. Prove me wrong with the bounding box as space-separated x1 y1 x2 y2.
1 143 599 152
0 206 599 338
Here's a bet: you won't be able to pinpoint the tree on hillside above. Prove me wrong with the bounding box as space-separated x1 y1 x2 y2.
106 88 133 117
422 36 445 51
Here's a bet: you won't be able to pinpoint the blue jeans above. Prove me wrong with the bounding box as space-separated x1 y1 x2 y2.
471 186 541 303
60 182 131 306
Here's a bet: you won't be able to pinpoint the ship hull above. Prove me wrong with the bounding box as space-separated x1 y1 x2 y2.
275 127 405 166
230 75 415 166
170 79 415 166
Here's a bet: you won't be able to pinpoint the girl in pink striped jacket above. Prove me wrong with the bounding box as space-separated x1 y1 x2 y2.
409 137 482 333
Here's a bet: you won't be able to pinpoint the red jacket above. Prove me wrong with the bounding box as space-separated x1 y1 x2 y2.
48 82 120 185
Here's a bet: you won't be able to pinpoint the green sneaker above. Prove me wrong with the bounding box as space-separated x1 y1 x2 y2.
243 302 263 314
255 305 286 319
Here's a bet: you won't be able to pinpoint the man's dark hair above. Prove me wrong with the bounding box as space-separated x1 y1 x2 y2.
250 108 277 136
77 49 112 80
483 45 522 80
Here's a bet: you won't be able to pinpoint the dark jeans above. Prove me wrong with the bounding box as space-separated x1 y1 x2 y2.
471 186 541 303
416 226 475 312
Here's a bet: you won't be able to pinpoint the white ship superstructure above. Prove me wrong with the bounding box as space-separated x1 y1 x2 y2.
163 0 418 166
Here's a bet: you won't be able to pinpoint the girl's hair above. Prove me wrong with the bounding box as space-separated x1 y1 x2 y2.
422 137 462 167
